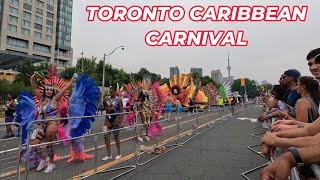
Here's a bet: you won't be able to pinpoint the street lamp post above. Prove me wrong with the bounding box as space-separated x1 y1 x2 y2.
80 52 84 72
101 45 125 105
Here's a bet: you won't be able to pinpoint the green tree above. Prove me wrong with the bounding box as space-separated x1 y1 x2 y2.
75 57 97 79
160 78 169 85
35 63 49 72
14 59 36 86
113 69 130 85
60 67 77 80
191 72 200 80
200 76 217 86
94 60 107 86
133 68 161 82
231 78 259 98
0 79 11 93
105 63 116 87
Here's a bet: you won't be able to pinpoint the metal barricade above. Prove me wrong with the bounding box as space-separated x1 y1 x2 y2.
0 103 255 180
22 112 136 180
0 122 22 180
310 164 320 179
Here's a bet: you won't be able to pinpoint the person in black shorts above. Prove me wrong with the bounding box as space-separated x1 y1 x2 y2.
1 94 16 138
102 87 123 161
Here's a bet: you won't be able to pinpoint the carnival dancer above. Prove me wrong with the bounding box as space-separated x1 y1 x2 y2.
137 90 151 142
32 72 74 172
14 69 75 172
1 94 16 138
175 98 182 119
164 93 173 120
122 97 134 127
65 74 100 163
102 86 122 161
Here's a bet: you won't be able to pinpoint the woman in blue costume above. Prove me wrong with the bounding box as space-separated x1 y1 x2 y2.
102 86 123 161
30 72 75 172
16 71 99 172
164 93 173 120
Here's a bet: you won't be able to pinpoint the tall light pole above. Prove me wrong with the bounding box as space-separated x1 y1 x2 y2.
80 52 84 72
101 45 125 104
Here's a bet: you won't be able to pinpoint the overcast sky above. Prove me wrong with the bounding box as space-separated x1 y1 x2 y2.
71 0 319 84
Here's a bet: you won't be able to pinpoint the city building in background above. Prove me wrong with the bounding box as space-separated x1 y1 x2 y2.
0 69 17 81
190 67 203 77
211 69 223 84
222 76 234 84
254 80 260 86
0 0 73 70
170 66 179 77
261 80 268 85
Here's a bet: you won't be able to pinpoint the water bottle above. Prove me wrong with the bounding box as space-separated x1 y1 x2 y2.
278 101 285 111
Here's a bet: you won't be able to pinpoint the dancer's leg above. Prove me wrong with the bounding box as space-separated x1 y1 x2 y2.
112 116 122 157
45 122 57 163
102 119 112 160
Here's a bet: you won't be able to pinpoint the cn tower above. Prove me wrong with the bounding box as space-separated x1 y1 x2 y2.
227 52 231 77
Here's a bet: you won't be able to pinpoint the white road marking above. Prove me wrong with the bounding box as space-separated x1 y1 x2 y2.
237 117 257 123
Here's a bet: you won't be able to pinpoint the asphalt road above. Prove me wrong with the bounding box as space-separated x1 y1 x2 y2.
1 106 244 180
88 105 267 180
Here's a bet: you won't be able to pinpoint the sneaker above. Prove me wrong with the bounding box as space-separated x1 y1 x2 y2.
44 163 55 173
137 136 144 142
36 159 46 171
102 155 112 161
145 136 150 142
115 155 122 160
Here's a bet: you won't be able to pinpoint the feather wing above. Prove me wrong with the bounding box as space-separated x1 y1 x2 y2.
68 75 100 138
15 91 35 144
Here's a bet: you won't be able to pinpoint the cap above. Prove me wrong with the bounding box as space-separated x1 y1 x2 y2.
284 69 301 79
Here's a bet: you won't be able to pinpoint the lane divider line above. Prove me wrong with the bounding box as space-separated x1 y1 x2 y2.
70 114 231 180
1 114 214 178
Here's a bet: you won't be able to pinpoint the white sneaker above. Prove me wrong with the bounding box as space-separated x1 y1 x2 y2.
115 155 122 160
36 159 46 171
44 163 55 173
102 155 112 161
137 136 144 142
145 136 150 142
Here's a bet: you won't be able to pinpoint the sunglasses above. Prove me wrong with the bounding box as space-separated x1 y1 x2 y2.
280 75 290 80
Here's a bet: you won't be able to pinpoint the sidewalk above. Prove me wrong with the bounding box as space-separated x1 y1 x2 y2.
90 106 267 180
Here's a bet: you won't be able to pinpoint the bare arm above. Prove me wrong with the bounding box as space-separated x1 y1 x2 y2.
31 73 42 100
264 98 278 110
273 133 320 148
118 99 123 112
274 117 320 138
294 99 309 123
261 144 320 180
53 77 75 102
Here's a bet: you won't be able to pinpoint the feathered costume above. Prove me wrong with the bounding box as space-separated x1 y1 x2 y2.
15 65 70 169
65 74 100 162
159 73 208 108
218 81 233 99
15 65 99 166
122 81 164 137
16 65 69 144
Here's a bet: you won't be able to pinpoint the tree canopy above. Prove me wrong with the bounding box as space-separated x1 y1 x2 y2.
231 78 259 98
